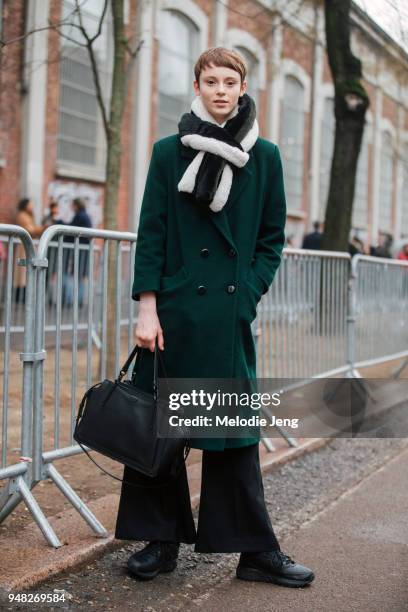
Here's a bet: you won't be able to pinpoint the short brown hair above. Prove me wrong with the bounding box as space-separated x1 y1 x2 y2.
194 47 247 84
73 197 86 211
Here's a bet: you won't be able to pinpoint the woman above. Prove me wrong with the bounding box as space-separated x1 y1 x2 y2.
115 47 315 588
14 198 45 303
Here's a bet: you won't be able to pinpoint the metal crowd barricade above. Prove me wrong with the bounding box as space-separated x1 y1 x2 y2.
257 248 351 378
348 254 408 377
0 226 54 543
2 237 105 344
255 248 351 450
1 222 408 547
27 225 138 546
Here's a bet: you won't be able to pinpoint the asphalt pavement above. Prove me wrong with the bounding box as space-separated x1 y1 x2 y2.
2 406 407 612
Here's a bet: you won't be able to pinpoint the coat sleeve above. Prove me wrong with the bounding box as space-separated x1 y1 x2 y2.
131 142 167 301
252 144 287 295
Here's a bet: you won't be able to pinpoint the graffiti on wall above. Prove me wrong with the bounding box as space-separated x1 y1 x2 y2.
47 181 103 227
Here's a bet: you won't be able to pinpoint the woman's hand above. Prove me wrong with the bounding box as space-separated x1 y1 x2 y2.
135 292 164 352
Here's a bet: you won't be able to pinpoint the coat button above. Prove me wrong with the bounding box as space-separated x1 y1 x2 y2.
226 284 236 294
200 248 210 257
251 256 256 263
197 285 207 295
228 248 236 257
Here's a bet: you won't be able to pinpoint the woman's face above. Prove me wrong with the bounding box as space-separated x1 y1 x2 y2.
26 200 34 214
193 64 246 125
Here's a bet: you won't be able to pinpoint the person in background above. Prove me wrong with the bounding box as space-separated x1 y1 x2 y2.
62 198 93 307
397 243 408 261
42 200 64 227
42 201 64 303
302 221 322 250
348 235 364 257
373 233 393 259
69 197 92 231
14 198 46 303
16 197 44 237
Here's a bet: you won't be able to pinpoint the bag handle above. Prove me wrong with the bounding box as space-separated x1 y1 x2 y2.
117 338 169 401
76 437 191 489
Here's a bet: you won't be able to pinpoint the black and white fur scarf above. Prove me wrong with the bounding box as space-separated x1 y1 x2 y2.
177 93 259 212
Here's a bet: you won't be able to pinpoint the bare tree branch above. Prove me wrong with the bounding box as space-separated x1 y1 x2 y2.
124 38 144 95
0 2 85 48
72 0 110 136
74 0 109 44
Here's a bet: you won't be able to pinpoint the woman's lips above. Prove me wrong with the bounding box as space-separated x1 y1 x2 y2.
214 101 228 105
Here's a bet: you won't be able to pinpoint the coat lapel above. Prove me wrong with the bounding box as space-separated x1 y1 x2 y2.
179 141 254 248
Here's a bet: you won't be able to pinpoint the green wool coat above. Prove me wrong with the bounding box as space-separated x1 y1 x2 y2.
131 134 287 451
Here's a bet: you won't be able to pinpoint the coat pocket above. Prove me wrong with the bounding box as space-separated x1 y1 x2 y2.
159 265 191 294
244 266 264 303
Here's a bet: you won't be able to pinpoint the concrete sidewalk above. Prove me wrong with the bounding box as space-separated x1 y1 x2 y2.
188 446 408 612
0 437 327 592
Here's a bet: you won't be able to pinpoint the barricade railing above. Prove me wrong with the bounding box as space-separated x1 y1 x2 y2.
1 223 407 546
348 254 408 377
0 225 56 545
1 236 134 346
33 225 138 546
255 248 351 450
257 249 351 378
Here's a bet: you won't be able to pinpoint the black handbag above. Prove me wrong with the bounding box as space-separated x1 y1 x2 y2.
73 339 190 488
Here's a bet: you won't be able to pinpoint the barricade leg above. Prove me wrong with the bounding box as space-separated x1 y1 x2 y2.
0 490 22 521
261 437 276 452
46 463 108 537
392 357 408 379
17 476 61 547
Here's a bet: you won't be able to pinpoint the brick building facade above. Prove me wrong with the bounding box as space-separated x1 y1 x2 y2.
0 0 407 250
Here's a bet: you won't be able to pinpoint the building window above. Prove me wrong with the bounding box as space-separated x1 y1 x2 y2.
233 46 259 108
352 124 371 229
401 143 408 238
57 0 113 178
378 131 394 234
319 97 335 221
157 10 199 139
280 75 305 211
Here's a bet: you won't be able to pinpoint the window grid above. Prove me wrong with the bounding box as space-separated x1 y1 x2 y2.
157 11 199 139
280 76 305 211
352 125 371 229
233 46 260 109
57 0 112 174
378 131 394 233
319 97 335 221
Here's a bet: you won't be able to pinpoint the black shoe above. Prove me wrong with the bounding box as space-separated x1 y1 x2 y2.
127 541 180 580
236 549 315 588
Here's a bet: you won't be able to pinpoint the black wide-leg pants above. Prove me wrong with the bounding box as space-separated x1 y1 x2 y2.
115 442 281 553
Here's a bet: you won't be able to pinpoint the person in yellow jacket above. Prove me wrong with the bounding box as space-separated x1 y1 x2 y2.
14 198 45 303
